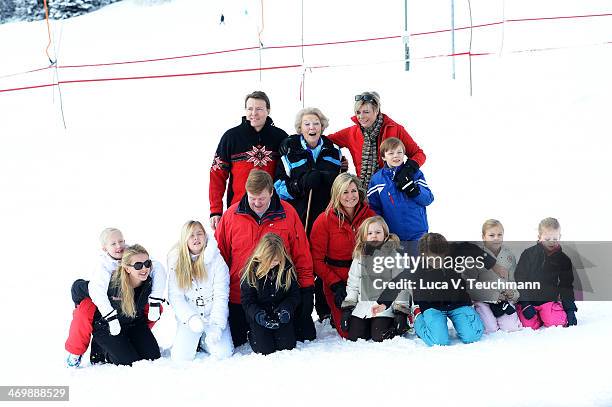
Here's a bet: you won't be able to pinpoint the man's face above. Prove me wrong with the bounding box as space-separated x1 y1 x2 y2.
245 98 269 131
247 189 273 215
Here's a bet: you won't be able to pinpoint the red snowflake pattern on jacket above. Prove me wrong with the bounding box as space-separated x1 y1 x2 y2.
245 145 274 167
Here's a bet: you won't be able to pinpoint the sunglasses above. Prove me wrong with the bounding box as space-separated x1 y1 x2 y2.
354 94 376 103
128 259 152 270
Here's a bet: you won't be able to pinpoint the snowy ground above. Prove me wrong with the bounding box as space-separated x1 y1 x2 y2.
1 0 611 406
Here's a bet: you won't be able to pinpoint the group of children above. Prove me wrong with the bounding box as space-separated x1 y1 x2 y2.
64 134 578 366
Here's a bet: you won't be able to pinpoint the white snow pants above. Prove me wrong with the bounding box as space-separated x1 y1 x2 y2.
171 321 233 361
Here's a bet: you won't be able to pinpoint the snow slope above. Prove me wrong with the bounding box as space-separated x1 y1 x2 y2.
0 0 611 405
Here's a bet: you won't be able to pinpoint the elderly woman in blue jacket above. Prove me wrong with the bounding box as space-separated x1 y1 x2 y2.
367 137 433 242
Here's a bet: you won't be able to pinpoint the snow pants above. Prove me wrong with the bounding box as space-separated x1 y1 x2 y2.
323 284 349 339
516 302 567 330
474 302 522 334
347 316 394 342
65 279 161 357
414 306 484 346
314 276 331 320
229 297 315 348
248 320 296 355
171 321 233 361
92 320 160 366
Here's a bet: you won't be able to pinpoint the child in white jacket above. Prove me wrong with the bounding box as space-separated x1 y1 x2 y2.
168 221 233 361
341 216 410 342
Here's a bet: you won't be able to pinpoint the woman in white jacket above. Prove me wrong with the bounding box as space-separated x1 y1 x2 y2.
168 220 233 361
340 216 410 342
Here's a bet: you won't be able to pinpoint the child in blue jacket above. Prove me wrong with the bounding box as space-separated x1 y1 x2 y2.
367 137 433 241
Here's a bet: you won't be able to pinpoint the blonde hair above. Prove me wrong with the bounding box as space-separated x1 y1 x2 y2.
111 244 149 318
481 219 504 237
379 137 405 158
172 220 208 291
353 216 400 259
294 107 330 133
354 91 381 114
241 233 296 291
246 169 274 194
538 217 561 234
326 173 366 223
99 227 122 247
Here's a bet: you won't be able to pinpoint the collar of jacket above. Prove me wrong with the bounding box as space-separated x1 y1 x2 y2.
382 163 403 179
240 116 275 133
236 191 287 224
299 135 323 160
537 241 562 257
334 202 367 227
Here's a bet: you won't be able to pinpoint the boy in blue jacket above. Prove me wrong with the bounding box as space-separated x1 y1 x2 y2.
367 137 434 241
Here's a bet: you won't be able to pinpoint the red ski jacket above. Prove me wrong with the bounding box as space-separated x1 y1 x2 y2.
215 192 314 304
327 114 426 175
309 203 376 287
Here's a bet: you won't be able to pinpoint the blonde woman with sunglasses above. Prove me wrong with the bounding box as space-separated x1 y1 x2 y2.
71 245 161 366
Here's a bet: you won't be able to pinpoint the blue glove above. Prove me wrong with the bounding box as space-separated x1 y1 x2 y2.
255 310 280 330
277 309 291 324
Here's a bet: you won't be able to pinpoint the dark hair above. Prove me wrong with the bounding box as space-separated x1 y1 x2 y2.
245 91 271 110
418 233 450 257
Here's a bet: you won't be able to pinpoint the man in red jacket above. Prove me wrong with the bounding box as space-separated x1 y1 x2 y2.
209 91 289 231
215 169 316 347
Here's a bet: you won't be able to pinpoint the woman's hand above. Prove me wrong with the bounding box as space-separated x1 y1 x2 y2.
371 303 387 316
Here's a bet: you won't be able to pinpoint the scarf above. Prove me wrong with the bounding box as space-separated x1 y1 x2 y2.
359 113 384 188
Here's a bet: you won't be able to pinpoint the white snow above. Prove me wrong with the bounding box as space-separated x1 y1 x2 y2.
0 0 611 406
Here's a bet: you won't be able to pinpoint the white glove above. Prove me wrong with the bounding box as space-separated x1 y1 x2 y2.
147 301 162 322
104 309 121 336
188 315 205 333
205 325 223 344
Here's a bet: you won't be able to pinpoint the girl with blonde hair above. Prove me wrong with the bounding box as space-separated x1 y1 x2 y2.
310 173 376 338
240 233 300 355
86 244 161 365
65 228 166 368
469 219 522 334
341 216 410 341
168 220 233 361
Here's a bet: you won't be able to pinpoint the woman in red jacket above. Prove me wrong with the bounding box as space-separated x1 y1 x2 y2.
310 173 376 338
327 91 426 188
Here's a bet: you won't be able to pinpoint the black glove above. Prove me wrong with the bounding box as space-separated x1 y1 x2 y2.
393 310 409 336
300 286 315 319
255 310 280 330
330 281 347 308
287 178 305 199
300 170 323 191
340 306 354 332
276 308 291 324
565 310 577 326
489 301 516 318
521 304 537 320
394 161 420 198
562 300 578 313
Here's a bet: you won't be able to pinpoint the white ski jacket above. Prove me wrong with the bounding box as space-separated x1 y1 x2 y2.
167 238 230 330
88 251 167 317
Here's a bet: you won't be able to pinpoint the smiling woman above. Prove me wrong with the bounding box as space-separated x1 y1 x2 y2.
309 173 376 338
87 244 161 366
327 91 427 188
